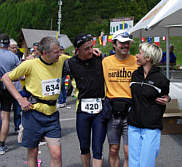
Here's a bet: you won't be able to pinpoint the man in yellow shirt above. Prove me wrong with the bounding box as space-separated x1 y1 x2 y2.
102 30 137 167
2 37 68 167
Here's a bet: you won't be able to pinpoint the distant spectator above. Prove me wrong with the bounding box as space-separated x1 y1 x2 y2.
57 46 67 108
26 42 41 60
60 46 64 55
0 110 1 129
9 39 22 133
0 33 20 155
161 44 176 65
31 42 40 58
9 39 17 55
9 39 23 61
109 49 115 55
33 42 39 51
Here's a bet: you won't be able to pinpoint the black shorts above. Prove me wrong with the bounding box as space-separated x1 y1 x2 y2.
0 89 14 112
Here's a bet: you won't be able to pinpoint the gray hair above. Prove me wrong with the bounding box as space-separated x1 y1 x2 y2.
139 42 162 65
10 39 17 45
39 36 60 54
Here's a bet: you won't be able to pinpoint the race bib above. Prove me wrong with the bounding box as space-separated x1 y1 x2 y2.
81 98 102 114
41 78 61 96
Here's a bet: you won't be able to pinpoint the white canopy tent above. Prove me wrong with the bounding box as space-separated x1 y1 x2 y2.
129 0 182 78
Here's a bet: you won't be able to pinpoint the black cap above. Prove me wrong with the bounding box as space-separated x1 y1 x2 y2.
74 33 93 48
0 33 10 46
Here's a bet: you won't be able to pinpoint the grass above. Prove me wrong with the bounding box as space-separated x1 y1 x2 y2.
65 37 182 65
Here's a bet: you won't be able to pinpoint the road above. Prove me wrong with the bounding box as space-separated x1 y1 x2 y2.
0 96 182 167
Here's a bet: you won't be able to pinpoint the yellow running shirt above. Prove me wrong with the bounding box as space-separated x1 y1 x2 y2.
8 54 69 115
102 54 138 99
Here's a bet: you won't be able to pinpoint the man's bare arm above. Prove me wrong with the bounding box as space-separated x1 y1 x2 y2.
2 73 32 111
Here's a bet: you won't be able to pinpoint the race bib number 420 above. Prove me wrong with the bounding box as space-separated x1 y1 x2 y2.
81 98 102 114
41 78 60 96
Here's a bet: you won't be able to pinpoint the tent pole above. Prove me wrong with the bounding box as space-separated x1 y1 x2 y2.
166 28 170 79
139 30 142 43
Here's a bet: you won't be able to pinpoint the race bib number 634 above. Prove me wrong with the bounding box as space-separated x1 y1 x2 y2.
41 78 61 96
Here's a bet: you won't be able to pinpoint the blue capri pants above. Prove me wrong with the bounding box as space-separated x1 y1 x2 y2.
128 125 161 167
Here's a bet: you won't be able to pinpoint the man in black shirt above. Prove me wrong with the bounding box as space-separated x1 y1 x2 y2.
63 33 106 167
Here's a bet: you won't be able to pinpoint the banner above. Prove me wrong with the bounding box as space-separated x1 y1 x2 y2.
56 32 58 39
147 36 152 43
162 36 166 41
108 35 112 42
102 35 107 46
154 37 160 46
99 36 103 46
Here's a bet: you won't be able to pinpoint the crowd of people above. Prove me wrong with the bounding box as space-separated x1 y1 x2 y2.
0 30 171 167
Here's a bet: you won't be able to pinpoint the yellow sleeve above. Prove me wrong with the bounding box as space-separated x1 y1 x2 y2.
8 60 32 81
59 54 70 62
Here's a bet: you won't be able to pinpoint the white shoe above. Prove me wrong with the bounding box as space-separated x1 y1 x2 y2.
39 141 47 146
57 103 66 108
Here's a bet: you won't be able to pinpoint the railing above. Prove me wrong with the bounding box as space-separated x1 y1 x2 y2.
157 65 182 81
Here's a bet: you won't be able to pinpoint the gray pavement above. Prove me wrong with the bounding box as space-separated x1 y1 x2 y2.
0 96 182 167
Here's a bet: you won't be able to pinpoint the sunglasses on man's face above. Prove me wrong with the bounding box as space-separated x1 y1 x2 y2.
114 32 133 39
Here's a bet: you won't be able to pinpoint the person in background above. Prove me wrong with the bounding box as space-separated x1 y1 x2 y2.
26 42 41 60
9 39 18 55
57 46 67 108
9 39 24 61
70 50 77 98
109 49 115 56
161 44 176 66
128 42 170 167
26 48 35 60
9 39 22 133
0 33 20 155
59 46 64 55
32 42 40 58
0 109 1 129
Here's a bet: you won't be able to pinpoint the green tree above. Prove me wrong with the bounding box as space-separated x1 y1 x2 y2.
0 0 161 40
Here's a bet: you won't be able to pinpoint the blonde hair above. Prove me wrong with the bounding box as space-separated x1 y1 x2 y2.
139 42 162 65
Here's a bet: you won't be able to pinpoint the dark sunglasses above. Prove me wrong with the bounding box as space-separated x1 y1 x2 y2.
114 32 133 39
0 39 9 44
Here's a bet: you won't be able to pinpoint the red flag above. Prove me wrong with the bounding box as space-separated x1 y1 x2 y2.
141 37 145 42
93 37 96 46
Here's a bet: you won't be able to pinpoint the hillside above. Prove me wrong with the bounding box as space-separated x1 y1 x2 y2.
0 0 160 40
